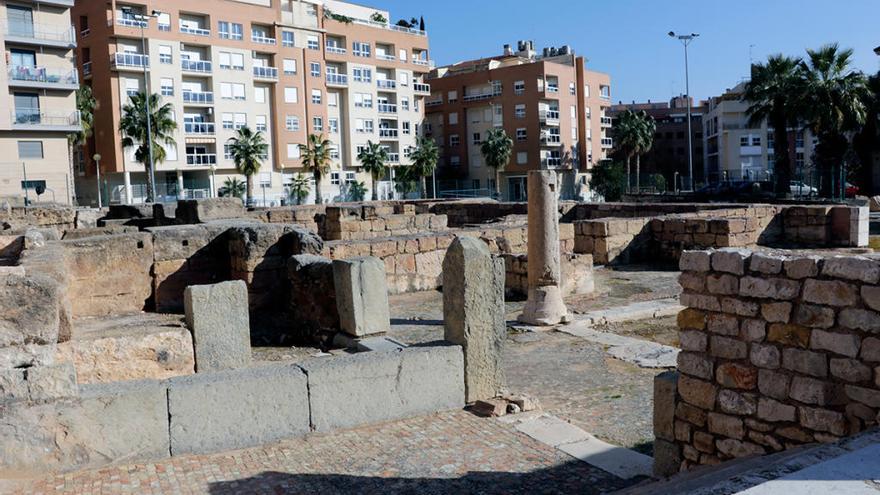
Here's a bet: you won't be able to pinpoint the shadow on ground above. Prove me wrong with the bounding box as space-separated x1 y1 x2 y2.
206 461 633 495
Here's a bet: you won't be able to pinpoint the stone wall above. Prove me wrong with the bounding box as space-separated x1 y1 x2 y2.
656 248 880 473
502 253 595 298
323 204 448 241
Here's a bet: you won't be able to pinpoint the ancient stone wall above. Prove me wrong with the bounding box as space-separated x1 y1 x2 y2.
657 249 880 472
323 204 448 241
502 253 595 298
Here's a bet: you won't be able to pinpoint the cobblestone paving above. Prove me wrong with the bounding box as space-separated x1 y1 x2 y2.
12 411 632 495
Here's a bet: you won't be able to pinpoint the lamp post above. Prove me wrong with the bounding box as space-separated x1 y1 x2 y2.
669 31 699 191
93 153 102 208
122 7 162 203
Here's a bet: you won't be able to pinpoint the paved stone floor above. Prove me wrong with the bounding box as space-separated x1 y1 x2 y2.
10 411 632 495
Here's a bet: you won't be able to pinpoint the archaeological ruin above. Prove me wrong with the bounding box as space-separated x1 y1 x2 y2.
1 178 878 491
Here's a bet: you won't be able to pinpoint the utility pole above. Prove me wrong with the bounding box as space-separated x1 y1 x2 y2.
94 153 102 208
669 31 699 191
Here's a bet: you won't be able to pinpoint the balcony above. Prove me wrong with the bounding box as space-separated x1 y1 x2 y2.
413 82 431 94
180 25 210 36
540 133 561 145
181 59 212 73
376 79 397 90
7 65 78 90
253 66 278 80
116 16 147 28
601 138 613 148
11 108 80 132
600 116 612 127
544 157 562 168
348 18 426 37
184 122 215 135
252 34 276 45
4 22 75 48
426 98 443 107
546 85 559 93
378 103 397 114
539 110 560 125
387 153 400 163
325 45 346 55
379 128 398 138
377 53 396 62
326 73 348 86
182 91 214 105
412 58 434 68
740 145 762 156
186 153 217 166
463 89 501 102
111 52 149 70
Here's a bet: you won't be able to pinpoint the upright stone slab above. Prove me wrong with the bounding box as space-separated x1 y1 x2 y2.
519 170 569 325
184 280 251 372
443 236 505 402
333 257 390 337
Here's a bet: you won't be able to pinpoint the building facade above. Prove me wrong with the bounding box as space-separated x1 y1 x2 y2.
72 0 432 206
425 41 611 201
1 0 79 205
703 82 817 186
609 96 706 190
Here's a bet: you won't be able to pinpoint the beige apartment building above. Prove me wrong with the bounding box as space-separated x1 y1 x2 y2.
1 0 79 205
425 41 611 201
72 0 432 205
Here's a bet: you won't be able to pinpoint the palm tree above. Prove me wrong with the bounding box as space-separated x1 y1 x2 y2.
288 173 311 205
219 177 245 199
613 109 655 193
408 137 439 198
226 126 268 207
853 71 880 194
743 55 804 196
68 85 95 203
480 128 513 199
348 181 367 201
299 134 332 204
633 111 656 193
357 140 388 201
119 92 176 203
394 165 419 198
799 44 869 197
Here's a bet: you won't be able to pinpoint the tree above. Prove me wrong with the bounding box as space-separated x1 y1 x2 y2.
394 166 419 198
219 177 245 199
408 136 439 198
226 126 268 207
119 92 176 203
348 181 367 201
370 12 387 23
288 173 311 205
480 128 513 199
612 109 655 193
68 85 95 204
743 55 804 196
799 44 869 197
299 134 332 204
357 141 388 201
854 71 880 194
588 160 627 202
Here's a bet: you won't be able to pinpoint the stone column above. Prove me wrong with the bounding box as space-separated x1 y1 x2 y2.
519 170 568 325
443 236 505 402
184 280 251 372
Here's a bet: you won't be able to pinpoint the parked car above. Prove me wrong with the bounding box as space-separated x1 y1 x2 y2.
790 181 817 197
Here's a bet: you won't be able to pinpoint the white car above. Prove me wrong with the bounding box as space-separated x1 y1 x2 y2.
790 181 817 197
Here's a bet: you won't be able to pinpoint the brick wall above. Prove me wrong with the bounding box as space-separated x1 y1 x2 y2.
656 248 880 473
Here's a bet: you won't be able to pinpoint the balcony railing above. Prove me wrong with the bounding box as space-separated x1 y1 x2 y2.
377 103 397 113
379 128 398 138
412 58 433 67
326 73 348 86
253 66 278 80
386 153 400 163
377 53 396 61
349 18 426 37
181 59 212 73
413 83 431 93
540 134 562 144
186 153 217 165
4 22 75 46
7 65 78 87
463 89 501 102
252 34 276 45
11 108 80 129
544 157 562 168
325 45 346 55
600 116 613 126
426 98 443 107
182 91 214 104
376 79 397 90
546 85 559 93
180 25 210 36
111 52 149 69
184 122 215 134
116 16 147 28
539 110 560 123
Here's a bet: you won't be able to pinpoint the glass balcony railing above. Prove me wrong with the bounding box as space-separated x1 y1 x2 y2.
377 103 397 113
181 59 212 72
379 128 398 138
180 25 210 36
5 22 75 45
186 153 217 166
413 83 431 93
111 52 149 68
252 66 278 79
386 153 400 163
325 45 346 55
251 34 276 45
182 91 214 104
11 108 80 128
326 73 348 86
184 122 215 134
116 16 147 28
377 79 397 90
7 65 78 86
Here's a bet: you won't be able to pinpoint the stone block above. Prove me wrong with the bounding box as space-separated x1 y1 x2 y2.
167 363 310 455
861 286 880 312
711 249 749 275
783 256 820 279
794 304 835 329
749 253 784 274
710 336 747 360
798 406 847 436
782 348 828 377
175 198 245 224
678 375 717 410
653 371 678 442
860 337 880 362
707 274 739 295
740 319 767 342
717 389 756 415
693 431 715 453
334 257 391 337
679 272 706 292
442 237 505 402
721 298 759 317
652 439 681 478
789 376 841 405
678 352 713 380
288 255 338 332
738 276 800 300
708 412 745 439
821 256 880 283
761 302 792 324
0 368 27 401
184 281 251 373
830 358 872 382
750 343 780 369
0 274 62 347
25 362 78 401
708 313 740 336
844 385 880 407
757 397 796 422
680 293 721 312
758 369 790 401
680 331 708 352
302 346 465 432
679 250 711 272
810 329 861 357
802 279 858 307
767 323 811 348
716 362 757 390
838 308 880 331
676 402 707 426
678 309 707 330
716 439 765 458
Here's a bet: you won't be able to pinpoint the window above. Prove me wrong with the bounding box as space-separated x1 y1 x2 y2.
310 62 320 77
355 119 374 133
353 42 371 57
569 82 576 95
447 90 458 103
399 49 407 61
584 84 590 97
345 172 356 183
218 21 243 40
311 89 322 104
285 115 299 131
307 35 319 50
492 80 502 95
400 97 410 111
516 128 527 141
158 45 172 64
255 115 267 132
600 85 610 99
330 172 340 185
354 93 373 108
329 118 339 133
352 67 372 83
233 113 247 129
17 141 43 159
327 93 338 107
284 87 298 103
254 86 267 103
282 31 294 47
313 117 323 132
515 104 526 118
448 112 458 125
287 144 301 158
402 121 411 135
224 144 234 160
472 133 481 145
751 136 761 146
449 135 460 147
517 151 528 164
514 80 525 95
740 136 749 146
283 58 297 75
160 78 174 96
220 83 246 100
222 113 234 129
398 72 408 86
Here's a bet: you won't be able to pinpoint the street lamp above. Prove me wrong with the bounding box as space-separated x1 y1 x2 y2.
669 31 699 191
93 153 102 208
122 7 162 203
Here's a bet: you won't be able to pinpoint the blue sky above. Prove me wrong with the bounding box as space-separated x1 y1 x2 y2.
379 0 880 104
